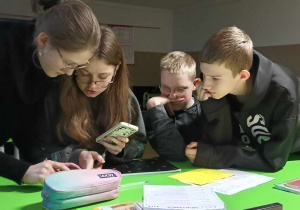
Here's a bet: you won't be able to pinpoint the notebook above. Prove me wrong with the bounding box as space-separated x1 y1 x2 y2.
102 158 181 175
274 178 300 194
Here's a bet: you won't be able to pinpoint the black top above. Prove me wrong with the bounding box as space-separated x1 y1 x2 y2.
194 50 300 172
0 18 54 184
143 98 203 161
39 87 147 165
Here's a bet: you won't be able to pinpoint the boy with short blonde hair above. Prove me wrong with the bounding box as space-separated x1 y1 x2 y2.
160 51 196 79
186 26 300 172
144 51 203 161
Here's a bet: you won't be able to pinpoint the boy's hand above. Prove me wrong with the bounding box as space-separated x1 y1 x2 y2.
146 96 170 109
22 160 80 184
185 142 198 163
196 82 212 101
99 136 129 155
79 151 105 169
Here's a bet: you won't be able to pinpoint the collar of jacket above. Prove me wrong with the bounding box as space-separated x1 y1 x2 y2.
242 50 273 110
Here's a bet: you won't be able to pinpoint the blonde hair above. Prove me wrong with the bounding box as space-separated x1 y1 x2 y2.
160 51 196 81
200 26 253 76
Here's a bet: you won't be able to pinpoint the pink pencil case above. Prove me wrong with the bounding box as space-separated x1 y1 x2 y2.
41 169 121 209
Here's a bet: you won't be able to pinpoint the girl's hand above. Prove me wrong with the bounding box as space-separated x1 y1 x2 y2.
79 151 105 169
99 136 129 155
22 160 80 184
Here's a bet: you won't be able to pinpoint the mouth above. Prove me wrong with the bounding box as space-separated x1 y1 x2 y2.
85 90 97 95
205 91 215 95
169 98 184 105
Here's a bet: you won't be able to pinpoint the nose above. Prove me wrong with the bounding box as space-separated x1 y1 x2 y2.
89 81 97 89
64 69 75 76
168 90 178 99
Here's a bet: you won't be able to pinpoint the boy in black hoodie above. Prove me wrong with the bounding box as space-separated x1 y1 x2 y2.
186 26 300 172
144 51 202 161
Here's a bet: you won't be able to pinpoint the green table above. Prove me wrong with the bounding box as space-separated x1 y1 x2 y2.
0 156 299 210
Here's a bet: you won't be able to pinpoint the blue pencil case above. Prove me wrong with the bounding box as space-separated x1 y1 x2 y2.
41 169 121 209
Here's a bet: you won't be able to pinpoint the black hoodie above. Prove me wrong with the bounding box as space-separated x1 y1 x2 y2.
144 98 203 161
194 51 300 172
0 19 54 184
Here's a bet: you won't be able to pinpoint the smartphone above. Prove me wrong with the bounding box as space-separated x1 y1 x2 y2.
96 122 139 144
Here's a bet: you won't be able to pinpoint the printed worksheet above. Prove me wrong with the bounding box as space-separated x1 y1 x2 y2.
143 185 225 210
202 169 274 195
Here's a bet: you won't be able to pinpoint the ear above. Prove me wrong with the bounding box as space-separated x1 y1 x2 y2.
36 32 49 48
240 69 250 81
191 79 197 91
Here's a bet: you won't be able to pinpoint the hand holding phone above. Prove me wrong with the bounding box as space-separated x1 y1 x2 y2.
96 122 139 144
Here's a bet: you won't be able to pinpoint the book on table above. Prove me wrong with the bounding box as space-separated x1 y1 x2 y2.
274 178 300 194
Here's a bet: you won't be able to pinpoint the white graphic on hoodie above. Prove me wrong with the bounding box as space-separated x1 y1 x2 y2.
246 114 271 144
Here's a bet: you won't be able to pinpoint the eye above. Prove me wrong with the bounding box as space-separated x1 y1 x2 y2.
213 77 220 80
69 64 78 68
176 88 186 93
77 69 90 76
160 85 170 92
98 75 110 80
98 72 113 80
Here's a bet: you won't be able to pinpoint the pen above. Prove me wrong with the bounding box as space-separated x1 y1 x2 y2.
120 181 148 189
93 150 106 168
195 78 202 84
92 202 142 210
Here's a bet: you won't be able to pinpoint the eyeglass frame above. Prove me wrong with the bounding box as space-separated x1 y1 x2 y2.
57 48 90 70
75 68 118 88
159 83 194 96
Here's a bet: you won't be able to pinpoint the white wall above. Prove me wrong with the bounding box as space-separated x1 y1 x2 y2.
0 0 173 53
0 0 33 18
90 1 173 53
173 0 300 51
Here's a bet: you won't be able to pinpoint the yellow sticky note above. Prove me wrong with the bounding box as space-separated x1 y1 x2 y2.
170 168 234 185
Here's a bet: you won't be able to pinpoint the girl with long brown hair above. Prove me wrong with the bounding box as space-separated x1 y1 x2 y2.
52 25 147 168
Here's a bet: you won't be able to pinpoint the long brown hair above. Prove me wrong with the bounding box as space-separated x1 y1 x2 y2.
32 0 100 52
57 25 132 148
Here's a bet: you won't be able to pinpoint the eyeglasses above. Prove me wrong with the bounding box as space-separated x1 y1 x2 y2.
75 69 116 88
159 84 193 97
57 48 90 70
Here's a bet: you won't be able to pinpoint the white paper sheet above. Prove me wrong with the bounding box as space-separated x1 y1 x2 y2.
202 169 274 195
143 185 225 210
